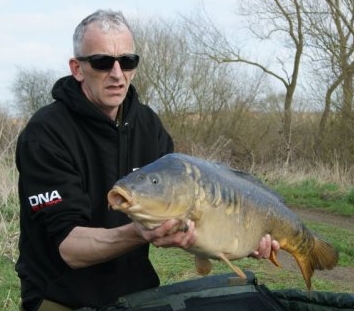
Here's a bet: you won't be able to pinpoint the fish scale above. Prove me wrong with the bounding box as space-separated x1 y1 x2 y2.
108 153 339 290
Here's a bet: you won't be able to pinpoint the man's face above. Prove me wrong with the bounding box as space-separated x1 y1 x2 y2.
71 24 137 118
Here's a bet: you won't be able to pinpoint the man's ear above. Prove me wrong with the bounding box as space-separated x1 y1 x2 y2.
69 58 84 82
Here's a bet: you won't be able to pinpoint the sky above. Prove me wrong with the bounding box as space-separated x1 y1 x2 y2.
0 0 240 111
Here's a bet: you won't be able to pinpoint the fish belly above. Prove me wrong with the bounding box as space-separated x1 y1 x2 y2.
190 205 266 260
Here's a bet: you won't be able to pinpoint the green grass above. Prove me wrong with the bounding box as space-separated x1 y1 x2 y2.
150 249 351 292
0 199 20 311
0 256 20 311
1 178 354 309
150 220 354 293
304 221 354 267
271 179 354 215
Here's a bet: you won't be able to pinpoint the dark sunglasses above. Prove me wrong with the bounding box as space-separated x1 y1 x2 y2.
76 54 139 71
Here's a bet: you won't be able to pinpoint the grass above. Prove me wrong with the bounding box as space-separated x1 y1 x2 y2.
0 256 20 310
0 203 20 311
305 221 354 267
1 176 354 310
150 220 354 293
271 179 354 215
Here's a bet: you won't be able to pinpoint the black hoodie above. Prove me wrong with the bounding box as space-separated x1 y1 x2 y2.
15 76 174 309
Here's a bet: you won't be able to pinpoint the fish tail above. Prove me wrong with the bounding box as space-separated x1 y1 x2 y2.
293 235 338 290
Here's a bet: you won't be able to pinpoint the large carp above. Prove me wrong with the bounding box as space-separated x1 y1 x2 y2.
107 153 338 290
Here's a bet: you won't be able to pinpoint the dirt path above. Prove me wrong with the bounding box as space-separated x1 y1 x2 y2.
276 207 354 292
292 206 354 231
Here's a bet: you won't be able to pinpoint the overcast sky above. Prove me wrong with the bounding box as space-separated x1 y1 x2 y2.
0 0 241 111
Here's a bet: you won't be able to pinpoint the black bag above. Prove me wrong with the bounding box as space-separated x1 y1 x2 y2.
93 271 289 311
273 288 354 311
76 271 354 311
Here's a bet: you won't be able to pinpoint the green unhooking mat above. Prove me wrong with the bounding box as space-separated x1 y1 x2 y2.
77 271 354 311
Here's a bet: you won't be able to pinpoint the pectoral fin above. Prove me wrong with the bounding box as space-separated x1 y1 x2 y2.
219 253 247 279
195 256 213 275
269 249 281 267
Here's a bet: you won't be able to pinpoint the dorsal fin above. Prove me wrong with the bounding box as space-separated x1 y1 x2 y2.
214 161 285 203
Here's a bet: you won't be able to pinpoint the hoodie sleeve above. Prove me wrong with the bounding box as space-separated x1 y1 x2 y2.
16 124 91 246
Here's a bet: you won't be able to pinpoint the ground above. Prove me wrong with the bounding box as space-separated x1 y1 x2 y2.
293 207 354 231
275 207 354 292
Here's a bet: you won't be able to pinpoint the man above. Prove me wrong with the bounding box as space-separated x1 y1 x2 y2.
15 9 279 311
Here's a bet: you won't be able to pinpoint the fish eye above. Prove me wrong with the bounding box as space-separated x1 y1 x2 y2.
150 175 159 185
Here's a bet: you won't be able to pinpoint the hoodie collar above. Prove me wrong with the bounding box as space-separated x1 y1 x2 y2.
52 75 139 128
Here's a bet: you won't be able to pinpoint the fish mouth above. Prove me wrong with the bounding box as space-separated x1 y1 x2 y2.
108 186 135 210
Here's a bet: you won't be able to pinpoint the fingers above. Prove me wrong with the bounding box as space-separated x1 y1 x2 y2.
259 234 272 258
250 234 279 259
152 219 197 249
250 235 270 259
150 219 181 238
134 219 179 241
271 238 280 251
133 219 197 249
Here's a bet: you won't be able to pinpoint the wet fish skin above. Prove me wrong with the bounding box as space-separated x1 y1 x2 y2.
107 153 338 290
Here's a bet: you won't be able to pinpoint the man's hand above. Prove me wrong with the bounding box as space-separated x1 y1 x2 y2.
250 234 280 259
134 219 197 249
135 220 278 259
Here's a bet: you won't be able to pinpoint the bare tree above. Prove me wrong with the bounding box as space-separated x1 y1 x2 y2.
131 18 266 154
183 0 305 165
303 0 354 154
11 68 57 119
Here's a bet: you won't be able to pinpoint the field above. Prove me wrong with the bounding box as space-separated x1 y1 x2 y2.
150 207 354 292
1 178 354 310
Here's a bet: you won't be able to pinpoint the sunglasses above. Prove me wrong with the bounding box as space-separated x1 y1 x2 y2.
76 54 139 71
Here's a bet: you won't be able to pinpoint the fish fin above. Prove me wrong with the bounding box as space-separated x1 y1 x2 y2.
228 168 285 203
218 253 247 279
269 249 281 267
311 236 339 270
195 256 213 276
293 236 338 290
294 255 314 290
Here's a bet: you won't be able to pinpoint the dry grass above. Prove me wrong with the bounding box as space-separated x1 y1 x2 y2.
0 112 22 311
1 110 354 308
259 159 354 187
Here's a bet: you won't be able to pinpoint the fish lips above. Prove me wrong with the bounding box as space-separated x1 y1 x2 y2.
108 186 164 229
108 186 135 211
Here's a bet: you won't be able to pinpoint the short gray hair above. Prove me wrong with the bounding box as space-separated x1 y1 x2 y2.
73 9 133 57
